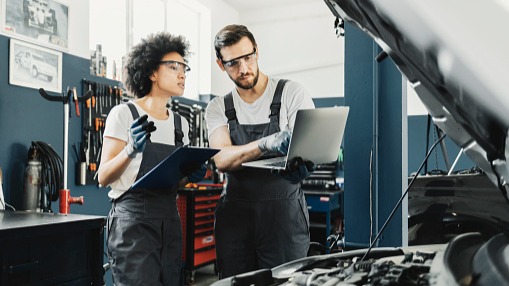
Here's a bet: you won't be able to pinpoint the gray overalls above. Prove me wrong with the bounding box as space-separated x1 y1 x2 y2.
214 80 310 279
107 103 184 286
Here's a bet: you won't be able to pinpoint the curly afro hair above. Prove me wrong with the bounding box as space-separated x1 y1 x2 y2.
124 32 190 98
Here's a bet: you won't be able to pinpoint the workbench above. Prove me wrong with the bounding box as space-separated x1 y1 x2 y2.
0 211 106 285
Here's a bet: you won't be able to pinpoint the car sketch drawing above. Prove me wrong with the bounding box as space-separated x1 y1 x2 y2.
14 50 56 81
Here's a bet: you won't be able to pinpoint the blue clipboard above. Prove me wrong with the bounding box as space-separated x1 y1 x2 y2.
130 146 220 190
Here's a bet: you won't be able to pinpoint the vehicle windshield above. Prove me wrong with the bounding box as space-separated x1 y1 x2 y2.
33 54 46 63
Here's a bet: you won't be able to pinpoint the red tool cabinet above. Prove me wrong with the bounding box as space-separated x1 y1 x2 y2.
177 185 222 284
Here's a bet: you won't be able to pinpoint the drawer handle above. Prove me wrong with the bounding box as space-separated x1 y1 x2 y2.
8 260 39 274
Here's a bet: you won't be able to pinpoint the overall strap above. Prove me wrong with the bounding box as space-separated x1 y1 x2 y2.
127 102 183 146
172 112 184 147
269 79 289 126
125 102 148 142
126 102 140 119
224 92 237 125
224 92 240 136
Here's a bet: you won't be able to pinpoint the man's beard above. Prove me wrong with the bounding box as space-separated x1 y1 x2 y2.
231 68 259 90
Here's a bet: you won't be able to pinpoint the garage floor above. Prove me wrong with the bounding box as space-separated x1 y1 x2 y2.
187 263 219 286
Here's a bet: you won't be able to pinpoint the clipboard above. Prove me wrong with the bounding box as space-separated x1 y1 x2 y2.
130 146 220 190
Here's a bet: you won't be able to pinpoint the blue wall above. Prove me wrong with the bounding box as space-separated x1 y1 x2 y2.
0 34 114 215
313 97 344 108
408 115 475 174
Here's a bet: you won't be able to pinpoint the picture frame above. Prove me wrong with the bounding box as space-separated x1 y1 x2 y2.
9 38 62 93
2 0 69 50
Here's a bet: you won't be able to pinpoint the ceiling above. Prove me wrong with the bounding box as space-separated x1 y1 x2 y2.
221 0 317 11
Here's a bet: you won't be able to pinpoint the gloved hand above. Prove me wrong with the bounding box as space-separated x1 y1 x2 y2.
272 157 315 184
124 114 157 158
258 130 291 155
186 164 208 183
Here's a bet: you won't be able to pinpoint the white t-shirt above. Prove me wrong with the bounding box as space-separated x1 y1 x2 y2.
205 77 315 138
103 101 190 199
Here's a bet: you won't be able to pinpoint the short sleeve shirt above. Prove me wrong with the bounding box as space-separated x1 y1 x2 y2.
103 101 190 199
205 77 315 138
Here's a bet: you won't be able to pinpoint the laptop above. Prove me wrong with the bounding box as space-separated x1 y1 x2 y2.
242 106 349 170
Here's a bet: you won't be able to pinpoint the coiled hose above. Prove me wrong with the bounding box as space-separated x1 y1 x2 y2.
31 141 63 211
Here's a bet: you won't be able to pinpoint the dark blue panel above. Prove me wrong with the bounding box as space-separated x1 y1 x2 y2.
344 23 404 248
376 46 403 247
343 23 375 247
313 97 344 108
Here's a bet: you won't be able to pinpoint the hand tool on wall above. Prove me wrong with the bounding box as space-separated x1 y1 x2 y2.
85 83 93 165
0 167 5 210
81 79 125 185
94 83 99 115
115 87 122 105
108 86 113 111
38 88 92 214
73 87 80 117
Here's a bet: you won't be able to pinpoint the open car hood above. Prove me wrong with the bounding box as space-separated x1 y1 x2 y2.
323 0 509 201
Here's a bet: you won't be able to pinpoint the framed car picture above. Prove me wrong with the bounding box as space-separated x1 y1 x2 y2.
2 0 69 49
9 38 62 93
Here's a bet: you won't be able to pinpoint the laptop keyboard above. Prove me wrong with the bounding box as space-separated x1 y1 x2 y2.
267 161 286 167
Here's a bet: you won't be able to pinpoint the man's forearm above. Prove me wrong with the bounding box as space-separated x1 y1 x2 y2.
213 140 263 172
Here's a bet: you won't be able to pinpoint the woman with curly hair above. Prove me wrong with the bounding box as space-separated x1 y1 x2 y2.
98 32 206 285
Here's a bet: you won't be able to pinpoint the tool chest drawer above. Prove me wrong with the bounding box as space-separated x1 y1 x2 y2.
193 246 216 267
194 231 215 249
177 185 223 283
195 201 218 212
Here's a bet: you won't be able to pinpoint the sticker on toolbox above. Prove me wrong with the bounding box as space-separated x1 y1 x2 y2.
202 235 214 244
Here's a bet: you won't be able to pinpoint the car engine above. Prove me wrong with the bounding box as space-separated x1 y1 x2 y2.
213 232 509 286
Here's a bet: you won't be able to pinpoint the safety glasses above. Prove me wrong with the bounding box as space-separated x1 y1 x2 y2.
160 60 191 75
221 48 257 71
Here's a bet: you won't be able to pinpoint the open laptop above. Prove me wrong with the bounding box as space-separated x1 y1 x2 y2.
242 106 349 170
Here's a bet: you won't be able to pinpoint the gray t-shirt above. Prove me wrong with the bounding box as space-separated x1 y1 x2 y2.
205 77 315 138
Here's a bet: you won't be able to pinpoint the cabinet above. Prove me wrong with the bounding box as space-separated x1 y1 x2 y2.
177 186 222 284
304 190 342 254
0 211 105 285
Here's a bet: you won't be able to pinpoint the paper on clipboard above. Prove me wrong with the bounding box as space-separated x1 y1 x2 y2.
130 146 219 190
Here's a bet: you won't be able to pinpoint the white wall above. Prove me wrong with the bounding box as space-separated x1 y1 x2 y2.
241 2 344 98
70 1 90 58
195 0 239 96
89 0 126 81
196 0 344 98
198 1 344 98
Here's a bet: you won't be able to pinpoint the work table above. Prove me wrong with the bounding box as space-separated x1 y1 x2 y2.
0 210 106 285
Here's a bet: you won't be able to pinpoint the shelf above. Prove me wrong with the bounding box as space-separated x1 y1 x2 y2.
310 222 327 229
